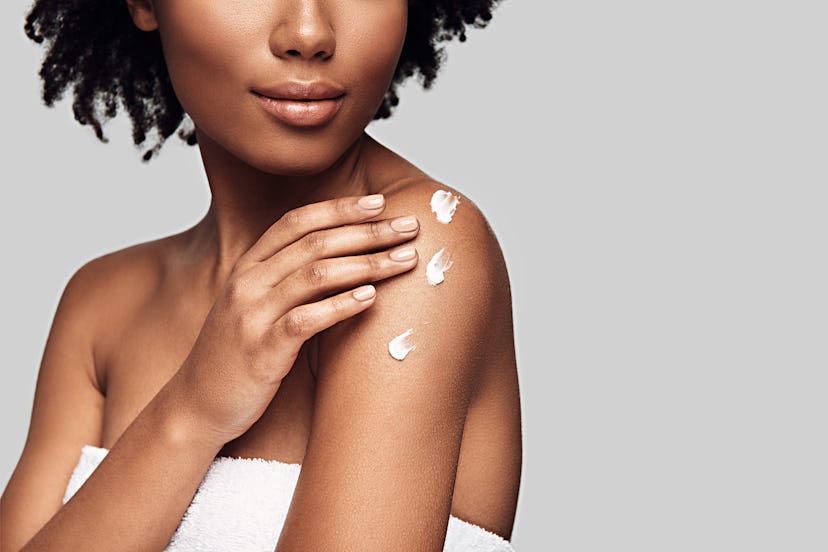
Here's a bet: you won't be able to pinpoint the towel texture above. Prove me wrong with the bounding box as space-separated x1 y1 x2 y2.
64 445 516 552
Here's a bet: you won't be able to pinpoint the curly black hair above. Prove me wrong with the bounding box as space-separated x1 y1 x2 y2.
24 0 500 161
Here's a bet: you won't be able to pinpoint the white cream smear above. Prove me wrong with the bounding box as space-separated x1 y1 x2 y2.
388 328 416 361
430 190 460 224
426 248 454 286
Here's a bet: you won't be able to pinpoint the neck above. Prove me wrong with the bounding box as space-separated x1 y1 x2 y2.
186 131 378 289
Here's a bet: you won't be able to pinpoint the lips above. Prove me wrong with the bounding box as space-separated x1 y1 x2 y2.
253 81 345 101
252 81 345 127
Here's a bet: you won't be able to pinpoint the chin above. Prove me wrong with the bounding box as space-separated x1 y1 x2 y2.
245 124 367 177
243 144 350 177
192 117 364 178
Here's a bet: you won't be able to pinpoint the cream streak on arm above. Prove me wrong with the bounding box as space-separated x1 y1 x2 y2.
430 189 460 223
426 247 454 286
387 328 416 360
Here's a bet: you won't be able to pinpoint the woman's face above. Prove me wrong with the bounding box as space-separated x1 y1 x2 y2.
131 0 407 175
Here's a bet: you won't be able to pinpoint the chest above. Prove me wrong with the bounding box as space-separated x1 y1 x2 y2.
96 295 316 464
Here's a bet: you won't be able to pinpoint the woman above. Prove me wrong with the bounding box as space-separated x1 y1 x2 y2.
1 0 522 550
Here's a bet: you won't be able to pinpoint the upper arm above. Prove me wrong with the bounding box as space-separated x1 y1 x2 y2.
1 259 106 551
276 185 508 551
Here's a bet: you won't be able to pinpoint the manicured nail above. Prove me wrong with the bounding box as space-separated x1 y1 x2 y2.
358 194 385 210
353 285 376 301
390 246 416 262
390 215 418 233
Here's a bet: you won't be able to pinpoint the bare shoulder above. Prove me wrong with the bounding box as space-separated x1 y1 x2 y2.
73 233 173 284
60 235 178 375
320 174 514 388
380 177 512 298
67 237 170 314
318 175 515 385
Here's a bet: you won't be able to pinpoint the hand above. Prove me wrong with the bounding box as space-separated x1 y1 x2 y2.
168 194 419 446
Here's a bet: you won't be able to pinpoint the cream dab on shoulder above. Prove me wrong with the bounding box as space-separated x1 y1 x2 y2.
388 328 416 361
430 190 460 224
426 248 454 286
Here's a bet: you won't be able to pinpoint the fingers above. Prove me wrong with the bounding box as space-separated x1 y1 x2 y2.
264 244 419 320
245 194 388 263
256 214 420 285
270 284 378 343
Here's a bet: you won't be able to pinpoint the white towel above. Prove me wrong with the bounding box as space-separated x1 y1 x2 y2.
64 445 516 551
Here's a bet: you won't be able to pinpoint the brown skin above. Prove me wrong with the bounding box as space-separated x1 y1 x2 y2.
0 1 521 550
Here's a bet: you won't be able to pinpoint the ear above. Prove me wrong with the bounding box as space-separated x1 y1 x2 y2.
125 0 158 32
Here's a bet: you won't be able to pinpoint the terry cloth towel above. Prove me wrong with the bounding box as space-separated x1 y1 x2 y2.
64 445 516 552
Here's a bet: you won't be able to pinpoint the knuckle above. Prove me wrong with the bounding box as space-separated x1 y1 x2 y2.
303 231 327 256
230 254 254 277
283 308 312 338
366 221 384 241
366 253 384 273
305 262 328 287
281 208 305 231
329 295 348 314
226 274 256 303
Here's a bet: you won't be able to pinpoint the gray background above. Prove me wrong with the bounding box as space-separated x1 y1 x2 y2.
2 1 827 550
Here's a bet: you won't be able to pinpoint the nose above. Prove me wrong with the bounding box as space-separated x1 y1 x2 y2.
269 1 336 61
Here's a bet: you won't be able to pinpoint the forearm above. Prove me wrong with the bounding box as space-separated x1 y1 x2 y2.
20 380 225 552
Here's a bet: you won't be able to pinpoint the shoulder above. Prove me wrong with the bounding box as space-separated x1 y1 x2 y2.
379 178 511 298
69 238 166 288
64 237 169 308
56 236 174 355
318 177 512 378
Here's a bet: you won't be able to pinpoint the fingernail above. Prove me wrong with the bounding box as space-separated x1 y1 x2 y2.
353 285 376 301
358 194 385 210
390 215 418 233
390 246 416 262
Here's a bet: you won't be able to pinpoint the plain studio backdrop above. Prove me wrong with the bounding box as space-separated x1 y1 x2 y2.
1 1 826 550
